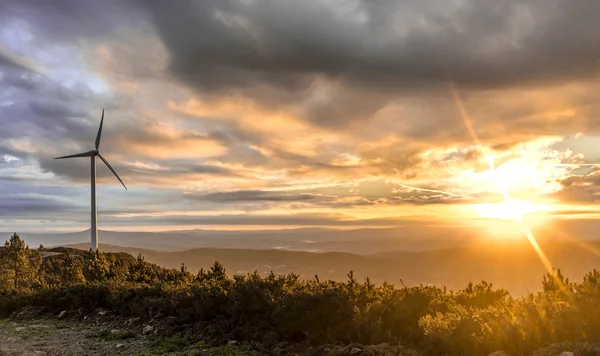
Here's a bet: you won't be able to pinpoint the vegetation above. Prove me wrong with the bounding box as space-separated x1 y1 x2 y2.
2 232 600 355
152 336 191 353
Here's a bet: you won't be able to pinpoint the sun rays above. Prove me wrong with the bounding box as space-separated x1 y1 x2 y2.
486 155 556 274
448 82 557 277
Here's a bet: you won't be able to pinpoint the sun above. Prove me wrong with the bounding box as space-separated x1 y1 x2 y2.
472 198 554 220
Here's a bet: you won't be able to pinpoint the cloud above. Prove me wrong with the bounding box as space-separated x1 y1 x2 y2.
146 1 600 89
136 0 600 129
0 0 143 43
0 192 82 218
197 190 321 203
551 169 600 204
2 0 600 232
0 45 45 74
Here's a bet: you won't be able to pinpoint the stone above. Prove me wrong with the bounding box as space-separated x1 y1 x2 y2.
116 344 125 349
350 348 362 355
228 340 238 346
276 341 289 349
127 317 141 326
487 352 509 356
30 324 49 329
558 353 574 356
58 311 67 319
111 329 120 335
142 325 154 335
97 310 107 316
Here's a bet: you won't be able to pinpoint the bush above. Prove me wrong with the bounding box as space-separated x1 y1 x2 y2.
3 234 600 355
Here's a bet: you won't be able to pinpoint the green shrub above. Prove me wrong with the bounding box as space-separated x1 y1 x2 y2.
4 233 600 355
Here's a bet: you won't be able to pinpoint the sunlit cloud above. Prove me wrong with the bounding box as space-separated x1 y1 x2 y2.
1 0 600 232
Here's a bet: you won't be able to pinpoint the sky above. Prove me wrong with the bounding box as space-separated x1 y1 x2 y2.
2 0 600 232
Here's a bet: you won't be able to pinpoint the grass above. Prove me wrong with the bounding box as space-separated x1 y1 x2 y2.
209 345 253 356
152 338 253 355
152 336 191 353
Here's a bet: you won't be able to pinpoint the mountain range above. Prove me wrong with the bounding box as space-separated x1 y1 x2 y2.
5 218 600 295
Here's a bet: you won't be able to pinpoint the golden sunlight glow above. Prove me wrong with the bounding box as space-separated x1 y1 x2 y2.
448 82 560 285
473 199 554 220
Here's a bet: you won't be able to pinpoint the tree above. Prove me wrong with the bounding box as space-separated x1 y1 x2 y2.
542 268 572 293
0 244 9 290
60 253 86 285
456 281 509 308
0 233 41 290
85 250 111 282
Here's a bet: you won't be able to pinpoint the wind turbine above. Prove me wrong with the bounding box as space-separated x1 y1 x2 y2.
54 109 127 252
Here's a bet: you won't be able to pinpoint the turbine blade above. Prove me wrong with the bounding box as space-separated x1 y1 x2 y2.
54 150 96 159
95 109 104 150
98 154 127 190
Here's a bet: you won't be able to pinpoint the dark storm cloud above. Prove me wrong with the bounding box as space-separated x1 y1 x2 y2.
6 0 599 139
134 0 600 127
0 195 81 217
14 0 599 89
4 0 600 134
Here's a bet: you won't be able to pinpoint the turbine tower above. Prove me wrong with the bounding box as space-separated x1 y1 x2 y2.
54 109 127 252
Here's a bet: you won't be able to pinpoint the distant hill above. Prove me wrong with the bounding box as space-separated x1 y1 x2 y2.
8 219 600 255
64 238 600 295
1 224 487 254
371 239 600 295
64 243 404 284
8 219 600 294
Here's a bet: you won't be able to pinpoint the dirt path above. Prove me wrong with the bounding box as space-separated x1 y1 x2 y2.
0 317 257 356
0 317 157 356
0 312 424 356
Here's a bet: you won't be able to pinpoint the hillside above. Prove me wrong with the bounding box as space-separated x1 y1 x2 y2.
5 233 600 356
64 243 405 285
64 239 600 295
